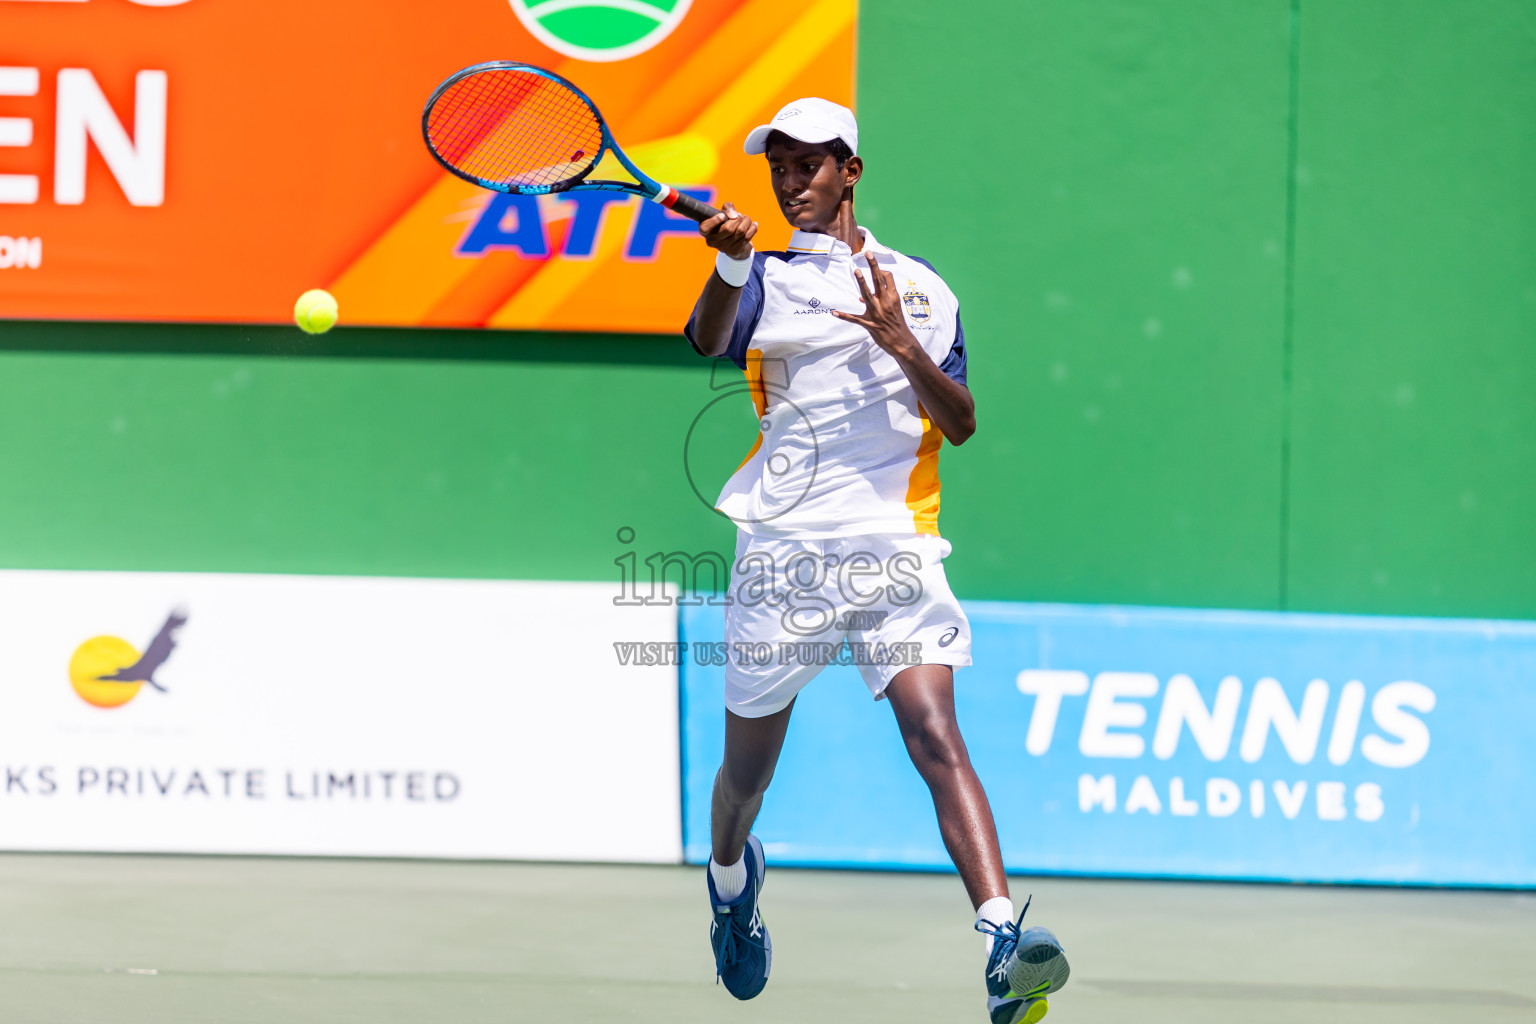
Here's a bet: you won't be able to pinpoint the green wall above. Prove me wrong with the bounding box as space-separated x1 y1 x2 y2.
1285 1 1536 617
861 1 1293 610
0 326 728 581
0 0 1531 619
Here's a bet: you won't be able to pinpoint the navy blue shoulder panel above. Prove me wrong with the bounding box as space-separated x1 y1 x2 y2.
904 254 967 387
683 251 790 371
940 312 968 387
905 254 940 275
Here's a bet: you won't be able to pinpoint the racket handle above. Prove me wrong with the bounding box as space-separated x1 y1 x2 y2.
657 186 722 223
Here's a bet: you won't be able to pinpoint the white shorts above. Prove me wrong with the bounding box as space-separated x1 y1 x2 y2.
721 532 973 718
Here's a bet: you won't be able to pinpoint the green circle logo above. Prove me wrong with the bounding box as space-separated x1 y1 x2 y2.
511 0 692 63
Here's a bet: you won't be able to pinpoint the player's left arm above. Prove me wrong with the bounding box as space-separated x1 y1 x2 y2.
834 251 977 445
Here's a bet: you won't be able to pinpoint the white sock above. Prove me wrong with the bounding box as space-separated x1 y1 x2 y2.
976 896 1014 956
709 853 748 901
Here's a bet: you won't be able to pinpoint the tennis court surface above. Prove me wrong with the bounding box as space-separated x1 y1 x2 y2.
2 853 1530 1023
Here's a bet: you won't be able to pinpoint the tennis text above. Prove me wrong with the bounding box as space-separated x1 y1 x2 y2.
1017 671 1434 769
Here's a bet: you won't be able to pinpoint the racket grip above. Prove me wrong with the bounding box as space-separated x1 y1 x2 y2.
658 186 722 223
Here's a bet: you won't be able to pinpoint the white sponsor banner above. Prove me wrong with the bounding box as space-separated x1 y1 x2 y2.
0 570 681 862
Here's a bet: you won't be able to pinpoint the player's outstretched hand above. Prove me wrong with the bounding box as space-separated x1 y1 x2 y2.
699 202 757 260
835 250 919 360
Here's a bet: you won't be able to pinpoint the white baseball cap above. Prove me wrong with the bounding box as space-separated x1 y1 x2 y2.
743 98 858 156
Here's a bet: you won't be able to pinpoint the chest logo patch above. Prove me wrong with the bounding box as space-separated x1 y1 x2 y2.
902 282 932 324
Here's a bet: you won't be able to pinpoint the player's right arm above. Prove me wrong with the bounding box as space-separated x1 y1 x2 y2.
688 203 759 358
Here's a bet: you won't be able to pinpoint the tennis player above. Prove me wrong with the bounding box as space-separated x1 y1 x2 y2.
683 100 1070 1023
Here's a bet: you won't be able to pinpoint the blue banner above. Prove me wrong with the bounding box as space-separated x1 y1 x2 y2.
680 602 1536 887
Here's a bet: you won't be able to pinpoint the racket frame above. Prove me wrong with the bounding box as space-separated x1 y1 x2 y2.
421 61 719 222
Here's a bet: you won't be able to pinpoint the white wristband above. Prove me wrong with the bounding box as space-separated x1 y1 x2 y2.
715 248 754 288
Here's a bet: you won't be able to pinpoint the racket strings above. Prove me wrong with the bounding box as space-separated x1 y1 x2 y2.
427 69 603 190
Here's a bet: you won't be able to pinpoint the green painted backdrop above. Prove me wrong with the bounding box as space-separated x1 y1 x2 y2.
0 0 1531 619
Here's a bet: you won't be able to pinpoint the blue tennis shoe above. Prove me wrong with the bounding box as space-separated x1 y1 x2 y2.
707 833 771 999
975 896 1069 1024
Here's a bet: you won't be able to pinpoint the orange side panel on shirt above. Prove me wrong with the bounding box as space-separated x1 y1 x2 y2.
733 348 768 473
905 406 945 536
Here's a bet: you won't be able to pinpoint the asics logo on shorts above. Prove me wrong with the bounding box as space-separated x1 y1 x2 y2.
939 626 960 647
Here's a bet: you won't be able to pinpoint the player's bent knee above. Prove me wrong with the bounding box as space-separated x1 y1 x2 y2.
716 763 773 807
905 720 970 777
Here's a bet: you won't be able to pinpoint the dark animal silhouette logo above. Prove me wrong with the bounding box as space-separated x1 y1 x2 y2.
69 607 189 707
95 607 188 692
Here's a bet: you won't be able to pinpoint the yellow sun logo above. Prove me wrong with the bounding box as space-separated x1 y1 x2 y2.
67 608 187 710
69 636 144 708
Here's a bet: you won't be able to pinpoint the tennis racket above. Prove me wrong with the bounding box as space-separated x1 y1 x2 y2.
421 61 722 223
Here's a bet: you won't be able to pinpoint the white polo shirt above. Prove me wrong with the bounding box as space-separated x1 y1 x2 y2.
685 227 968 539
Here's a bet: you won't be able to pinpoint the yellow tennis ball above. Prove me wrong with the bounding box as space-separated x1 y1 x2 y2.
294 289 339 335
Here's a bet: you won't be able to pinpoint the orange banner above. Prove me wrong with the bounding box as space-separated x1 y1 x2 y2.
0 0 856 332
